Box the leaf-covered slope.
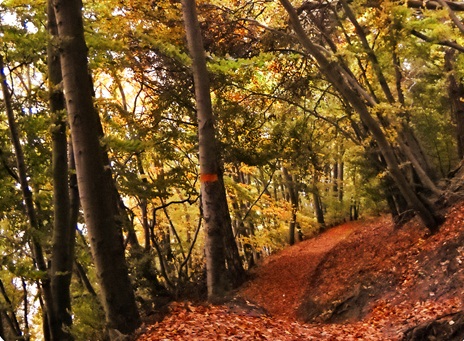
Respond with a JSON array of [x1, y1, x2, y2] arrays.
[[239, 220, 363, 319], [135, 202, 464, 340]]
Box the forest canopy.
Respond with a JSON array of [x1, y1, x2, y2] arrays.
[[0, 0, 463, 339]]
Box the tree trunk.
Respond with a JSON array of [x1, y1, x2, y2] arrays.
[[0, 280, 22, 339], [74, 260, 98, 297], [279, 0, 440, 232], [52, 0, 140, 334], [219, 173, 247, 287], [397, 138, 442, 196], [445, 49, 464, 160], [181, 0, 245, 299], [0, 55, 60, 340], [333, 162, 338, 194], [338, 161, 344, 202], [312, 184, 326, 226], [349, 198, 359, 221], [47, 1, 75, 339], [399, 124, 438, 181], [282, 167, 299, 245]]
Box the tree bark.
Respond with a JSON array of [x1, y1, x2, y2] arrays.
[[52, 0, 140, 334], [47, 1, 75, 339], [181, 0, 245, 299]]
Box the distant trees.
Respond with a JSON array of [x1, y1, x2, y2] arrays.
[[278, 0, 445, 231]]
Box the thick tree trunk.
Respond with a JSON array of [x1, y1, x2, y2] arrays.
[[280, 0, 440, 232], [52, 0, 140, 334], [182, 0, 245, 299], [47, 2, 75, 339]]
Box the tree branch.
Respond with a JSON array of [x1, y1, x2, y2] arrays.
[[152, 195, 200, 212], [340, 0, 395, 103], [435, 0, 464, 35], [178, 215, 202, 280], [411, 29, 464, 53], [0, 149, 19, 182], [407, 0, 464, 11]]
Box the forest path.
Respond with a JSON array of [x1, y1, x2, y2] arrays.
[[238, 220, 362, 319], [136, 203, 464, 340]]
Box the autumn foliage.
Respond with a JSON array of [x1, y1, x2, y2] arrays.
[[136, 201, 464, 340]]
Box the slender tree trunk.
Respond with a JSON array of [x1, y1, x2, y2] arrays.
[[332, 162, 338, 194], [135, 155, 151, 250], [0, 55, 59, 340], [47, 2, 75, 339], [22, 280, 30, 341], [74, 260, 97, 297], [68, 142, 80, 236], [399, 125, 438, 180], [0, 280, 22, 339], [338, 161, 344, 202], [397, 138, 442, 195], [312, 184, 326, 226], [140, 199, 151, 251], [349, 198, 359, 221], [282, 167, 299, 245], [445, 49, 464, 160], [52, 0, 140, 334], [181, 0, 245, 299], [219, 173, 246, 287]]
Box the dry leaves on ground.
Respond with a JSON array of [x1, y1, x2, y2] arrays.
[[136, 202, 464, 340]]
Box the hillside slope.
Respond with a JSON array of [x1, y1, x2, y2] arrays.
[[239, 219, 363, 318], [136, 202, 464, 340]]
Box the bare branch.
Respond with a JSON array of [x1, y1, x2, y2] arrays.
[[411, 29, 464, 53], [407, 0, 464, 11], [435, 0, 464, 35]]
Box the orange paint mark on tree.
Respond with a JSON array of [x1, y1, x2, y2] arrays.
[[200, 173, 218, 182]]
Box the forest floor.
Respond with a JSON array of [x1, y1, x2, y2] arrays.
[[135, 201, 464, 340]]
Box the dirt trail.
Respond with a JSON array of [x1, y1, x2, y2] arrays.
[[239, 220, 362, 319]]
